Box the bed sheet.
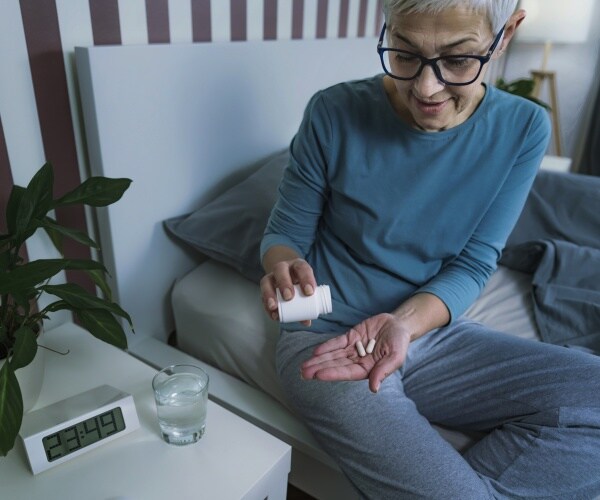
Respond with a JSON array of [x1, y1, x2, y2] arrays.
[[172, 259, 539, 414]]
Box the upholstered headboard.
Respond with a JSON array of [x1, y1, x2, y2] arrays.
[[75, 37, 380, 346]]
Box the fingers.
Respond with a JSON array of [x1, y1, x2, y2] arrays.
[[369, 352, 403, 393], [311, 333, 352, 356], [308, 363, 369, 382], [302, 345, 352, 370], [260, 258, 316, 322], [273, 258, 316, 299], [260, 274, 280, 321], [301, 355, 356, 380]]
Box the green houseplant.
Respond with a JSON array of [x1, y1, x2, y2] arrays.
[[495, 77, 551, 110], [0, 162, 133, 456]]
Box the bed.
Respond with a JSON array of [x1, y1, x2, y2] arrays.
[[75, 38, 600, 499]]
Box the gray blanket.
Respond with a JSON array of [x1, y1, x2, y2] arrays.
[[500, 170, 600, 354]]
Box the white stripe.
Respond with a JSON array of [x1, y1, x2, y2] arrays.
[[0, 3, 46, 188], [168, 0, 193, 43], [118, 0, 149, 45], [303, 0, 318, 39], [55, 0, 100, 265], [277, 0, 293, 40], [326, 0, 340, 38], [247, 0, 263, 41], [347, 0, 360, 37], [365, 0, 378, 37], [0, 0, 69, 324], [211, 0, 230, 42]]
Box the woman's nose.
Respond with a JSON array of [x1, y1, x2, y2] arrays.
[[413, 64, 445, 98]]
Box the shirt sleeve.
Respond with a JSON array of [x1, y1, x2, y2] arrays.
[[260, 91, 332, 261], [416, 106, 552, 321]]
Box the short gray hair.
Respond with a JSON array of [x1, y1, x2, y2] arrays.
[[382, 0, 518, 33]]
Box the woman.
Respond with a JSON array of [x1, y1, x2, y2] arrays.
[[260, 1, 600, 498]]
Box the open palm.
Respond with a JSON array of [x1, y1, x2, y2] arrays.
[[300, 313, 411, 393]]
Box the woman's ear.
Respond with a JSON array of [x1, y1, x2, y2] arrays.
[[493, 8, 527, 58]]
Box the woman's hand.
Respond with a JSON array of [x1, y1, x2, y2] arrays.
[[301, 313, 413, 393], [301, 293, 449, 392], [261, 246, 317, 325]]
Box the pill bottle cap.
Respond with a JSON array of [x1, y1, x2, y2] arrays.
[[317, 285, 332, 315]]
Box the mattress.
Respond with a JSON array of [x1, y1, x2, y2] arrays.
[[172, 259, 539, 413]]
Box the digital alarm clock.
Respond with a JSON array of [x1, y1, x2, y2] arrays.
[[19, 384, 140, 474]]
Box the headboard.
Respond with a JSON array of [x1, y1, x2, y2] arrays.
[[75, 37, 380, 347]]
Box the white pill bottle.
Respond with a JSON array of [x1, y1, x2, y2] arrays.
[[277, 284, 333, 323]]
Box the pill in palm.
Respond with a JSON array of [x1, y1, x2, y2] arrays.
[[366, 338, 376, 354], [356, 340, 367, 357]]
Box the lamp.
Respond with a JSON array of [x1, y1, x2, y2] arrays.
[[516, 0, 594, 156]]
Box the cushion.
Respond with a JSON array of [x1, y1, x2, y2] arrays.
[[504, 170, 600, 250], [164, 149, 287, 283], [166, 156, 600, 288]]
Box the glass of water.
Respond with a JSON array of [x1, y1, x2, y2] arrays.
[[152, 364, 209, 445]]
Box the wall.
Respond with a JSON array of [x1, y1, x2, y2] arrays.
[[1, 0, 597, 330], [0, 0, 383, 329], [503, 0, 600, 160]]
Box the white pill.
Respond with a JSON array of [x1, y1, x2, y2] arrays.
[[366, 338, 376, 354], [356, 340, 367, 357]]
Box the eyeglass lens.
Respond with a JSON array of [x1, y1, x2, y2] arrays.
[[381, 51, 482, 84]]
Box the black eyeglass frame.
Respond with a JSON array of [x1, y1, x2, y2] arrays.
[[376, 23, 505, 86]]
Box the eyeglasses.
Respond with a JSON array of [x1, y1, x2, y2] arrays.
[[377, 23, 505, 86]]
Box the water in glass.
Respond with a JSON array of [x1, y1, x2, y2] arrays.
[[154, 370, 208, 445]]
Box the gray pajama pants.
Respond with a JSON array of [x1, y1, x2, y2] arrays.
[[275, 318, 600, 499]]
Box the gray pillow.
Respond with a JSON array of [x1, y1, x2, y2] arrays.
[[505, 170, 600, 250], [164, 150, 287, 283]]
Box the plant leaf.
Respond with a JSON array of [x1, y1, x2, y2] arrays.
[[40, 283, 133, 329], [63, 259, 108, 273], [75, 309, 128, 349], [40, 218, 64, 255], [6, 186, 25, 235], [0, 248, 10, 273], [0, 361, 23, 456], [0, 323, 9, 359], [0, 259, 67, 294], [41, 217, 99, 251], [86, 269, 112, 301], [10, 326, 38, 371], [27, 163, 54, 218], [54, 177, 132, 208], [13, 163, 54, 245], [11, 289, 36, 316]]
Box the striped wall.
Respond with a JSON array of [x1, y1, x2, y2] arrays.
[[0, 0, 382, 320]]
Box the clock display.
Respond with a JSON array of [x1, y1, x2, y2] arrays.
[[42, 407, 126, 462]]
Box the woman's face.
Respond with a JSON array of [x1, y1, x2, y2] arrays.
[[385, 7, 503, 131]]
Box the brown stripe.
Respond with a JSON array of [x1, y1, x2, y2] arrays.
[[230, 0, 247, 41], [0, 116, 13, 235], [292, 0, 303, 39], [263, 0, 277, 40], [357, 0, 367, 37], [0, 116, 31, 271], [192, 0, 211, 42], [316, 0, 328, 38], [338, 0, 349, 38], [89, 0, 122, 45], [19, 0, 95, 294], [375, 0, 383, 35], [146, 0, 170, 44]]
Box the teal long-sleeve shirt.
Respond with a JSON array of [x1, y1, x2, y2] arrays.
[[261, 75, 551, 333]]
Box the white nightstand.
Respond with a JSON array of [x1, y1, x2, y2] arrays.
[[1, 323, 291, 500]]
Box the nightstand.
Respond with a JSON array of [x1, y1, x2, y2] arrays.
[[1, 322, 291, 500]]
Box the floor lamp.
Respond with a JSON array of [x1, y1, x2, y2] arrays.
[[516, 0, 594, 157]]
